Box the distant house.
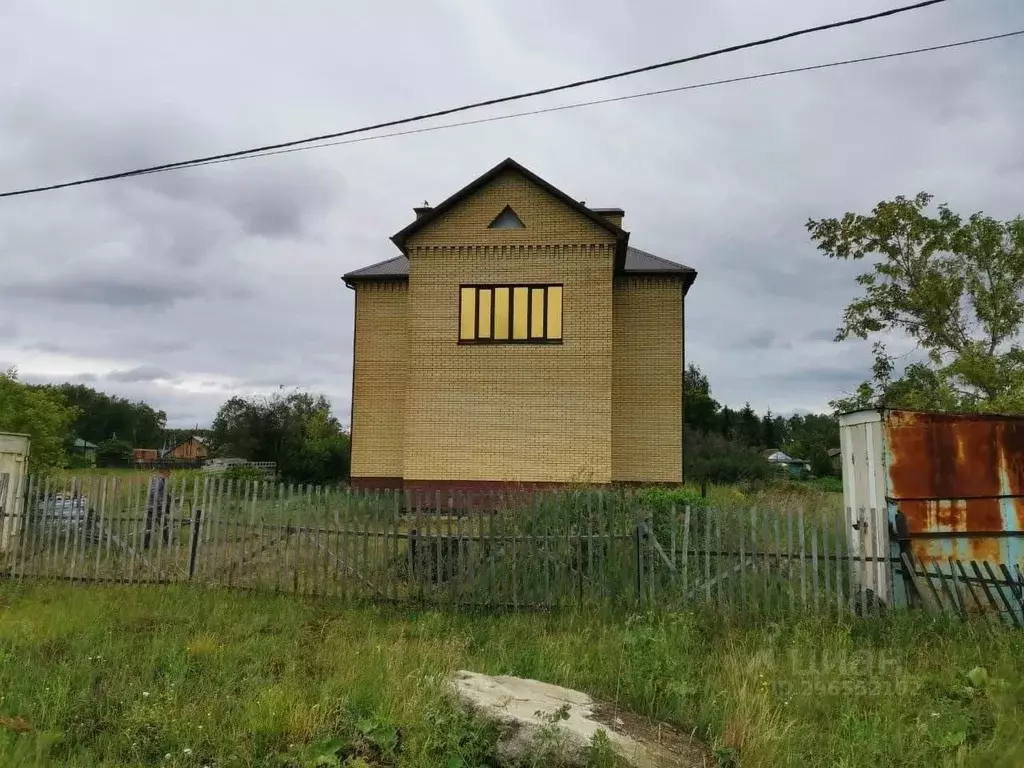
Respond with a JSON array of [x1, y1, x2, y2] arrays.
[[70, 438, 98, 455], [827, 447, 842, 474], [133, 448, 159, 465], [162, 436, 210, 461], [761, 449, 811, 478]]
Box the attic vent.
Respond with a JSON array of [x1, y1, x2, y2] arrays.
[[488, 206, 525, 230]]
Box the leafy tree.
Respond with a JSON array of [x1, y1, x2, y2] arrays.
[[808, 193, 1024, 413], [0, 368, 77, 473], [31, 383, 167, 447], [95, 438, 133, 468], [210, 390, 349, 484], [683, 364, 720, 433]]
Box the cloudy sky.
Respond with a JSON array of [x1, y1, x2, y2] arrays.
[[1, 0, 1022, 426]]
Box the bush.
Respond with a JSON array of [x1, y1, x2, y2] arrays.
[[65, 452, 94, 469], [637, 486, 710, 542], [95, 438, 133, 468], [803, 475, 844, 494], [684, 430, 771, 485], [223, 464, 269, 484]]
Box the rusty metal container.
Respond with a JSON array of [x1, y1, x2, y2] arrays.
[[839, 408, 1024, 618]]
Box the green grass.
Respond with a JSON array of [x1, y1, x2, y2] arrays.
[[0, 585, 1021, 767]]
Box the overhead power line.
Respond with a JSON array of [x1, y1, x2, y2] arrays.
[[1, 0, 949, 199], [169, 30, 1024, 173]]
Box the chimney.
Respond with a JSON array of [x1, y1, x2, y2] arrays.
[[592, 207, 624, 228], [413, 201, 433, 219]]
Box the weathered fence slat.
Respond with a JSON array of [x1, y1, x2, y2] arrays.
[[786, 509, 795, 613], [969, 560, 1002, 615], [983, 561, 1020, 626], [951, 559, 984, 617]]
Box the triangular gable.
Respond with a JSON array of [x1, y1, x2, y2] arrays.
[[389, 158, 628, 260]]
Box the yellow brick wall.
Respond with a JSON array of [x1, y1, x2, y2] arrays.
[[402, 170, 616, 483], [350, 281, 408, 478], [612, 277, 683, 483]]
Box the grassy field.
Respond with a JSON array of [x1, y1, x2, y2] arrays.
[[0, 585, 1021, 767]]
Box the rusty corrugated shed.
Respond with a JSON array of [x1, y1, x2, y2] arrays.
[[884, 410, 1024, 568]]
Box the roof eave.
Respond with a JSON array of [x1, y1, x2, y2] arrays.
[[617, 269, 698, 295], [342, 274, 409, 290]]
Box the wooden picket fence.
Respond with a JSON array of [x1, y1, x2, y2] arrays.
[[0, 474, 1020, 623]]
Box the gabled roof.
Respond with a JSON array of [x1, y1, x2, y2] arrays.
[[341, 158, 697, 293], [161, 435, 207, 458], [389, 158, 628, 254]]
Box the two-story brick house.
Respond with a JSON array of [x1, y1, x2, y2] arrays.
[[343, 158, 696, 492]]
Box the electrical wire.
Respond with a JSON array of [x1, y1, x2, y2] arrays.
[[163, 29, 1024, 174], [0, 0, 950, 198]]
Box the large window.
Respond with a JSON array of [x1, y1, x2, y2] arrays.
[[459, 284, 562, 343]]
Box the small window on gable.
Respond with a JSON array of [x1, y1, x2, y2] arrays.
[[488, 206, 525, 230]]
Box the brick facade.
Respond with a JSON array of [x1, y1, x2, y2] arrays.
[[612, 277, 683, 483], [346, 161, 691, 491], [350, 281, 408, 479]]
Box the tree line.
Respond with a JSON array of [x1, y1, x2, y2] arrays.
[[0, 370, 349, 483], [683, 364, 839, 483]]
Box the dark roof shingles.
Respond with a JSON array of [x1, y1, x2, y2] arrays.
[[623, 247, 694, 274], [343, 248, 692, 282]]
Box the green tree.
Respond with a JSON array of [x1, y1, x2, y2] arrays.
[[808, 193, 1024, 413], [761, 409, 780, 449], [210, 390, 349, 484], [32, 383, 167, 447], [683, 364, 720, 433], [0, 368, 78, 473], [718, 406, 735, 440], [95, 438, 133, 468], [736, 403, 762, 447], [684, 431, 770, 484]]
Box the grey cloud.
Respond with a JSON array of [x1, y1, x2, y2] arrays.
[[22, 341, 64, 354], [804, 328, 839, 343], [106, 365, 175, 383], [1, 275, 200, 309], [0, 320, 16, 340], [744, 329, 792, 351], [20, 372, 98, 385]]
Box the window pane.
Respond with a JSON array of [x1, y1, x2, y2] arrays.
[[460, 287, 476, 340], [530, 287, 545, 338], [546, 286, 562, 339], [493, 287, 510, 340], [512, 287, 529, 339], [478, 288, 492, 338]]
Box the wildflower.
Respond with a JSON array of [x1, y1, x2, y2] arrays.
[[931, 712, 940, 718], [164, 754, 171, 760], [183, 748, 193, 755], [143, 692, 150, 697]]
